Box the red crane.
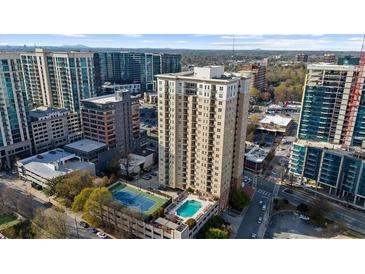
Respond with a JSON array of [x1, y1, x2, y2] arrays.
[[342, 35, 365, 147]]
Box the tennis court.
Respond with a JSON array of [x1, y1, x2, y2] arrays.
[[110, 183, 168, 216]]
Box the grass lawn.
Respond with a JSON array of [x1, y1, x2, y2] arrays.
[[109, 183, 169, 216], [0, 213, 20, 231]]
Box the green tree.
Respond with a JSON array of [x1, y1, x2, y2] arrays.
[[205, 228, 229, 239], [185, 218, 197, 229], [229, 190, 251, 211], [249, 87, 260, 98], [83, 188, 112, 227], [72, 187, 94, 212]]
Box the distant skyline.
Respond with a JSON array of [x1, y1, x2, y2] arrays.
[[0, 34, 363, 51]]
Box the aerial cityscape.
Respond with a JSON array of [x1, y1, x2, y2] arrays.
[[1, 34, 365, 240]]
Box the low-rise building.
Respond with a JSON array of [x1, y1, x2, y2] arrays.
[[258, 115, 293, 134], [64, 138, 117, 173], [30, 107, 83, 154], [120, 149, 154, 175], [244, 145, 271, 173], [17, 148, 95, 188]]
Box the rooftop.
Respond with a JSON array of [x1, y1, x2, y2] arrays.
[[245, 146, 271, 163], [156, 66, 243, 82], [17, 149, 94, 180], [82, 90, 129, 105], [259, 115, 292, 127], [64, 138, 107, 153], [30, 106, 68, 119], [308, 63, 357, 71]]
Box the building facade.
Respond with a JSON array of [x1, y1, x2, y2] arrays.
[[81, 90, 133, 155], [94, 52, 181, 92], [289, 62, 365, 207], [21, 49, 96, 113], [156, 66, 250, 209], [29, 106, 82, 154], [295, 53, 308, 62], [239, 60, 267, 92], [0, 53, 32, 169]]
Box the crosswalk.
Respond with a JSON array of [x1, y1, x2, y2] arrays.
[[257, 189, 272, 197]]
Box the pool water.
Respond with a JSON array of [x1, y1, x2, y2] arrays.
[[176, 200, 202, 218]]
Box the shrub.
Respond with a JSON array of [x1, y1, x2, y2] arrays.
[[185, 218, 197, 229], [205, 228, 229, 239], [151, 208, 164, 219], [187, 187, 194, 193]]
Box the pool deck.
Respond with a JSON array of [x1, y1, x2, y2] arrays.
[[109, 182, 169, 216], [170, 194, 214, 221]]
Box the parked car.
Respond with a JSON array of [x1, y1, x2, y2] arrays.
[[142, 175, 151, 180], [79, 221, 89, 228], [299, 214, 310, 221], [262, 204, 266, 211], [151, 172, 157, 176], [259, 200, 263, 206], [251, 233, 257, 239], [97, 232, 107, 239], [258, 217, 263, 224]]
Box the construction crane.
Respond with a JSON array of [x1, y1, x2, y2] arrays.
[[342, 34, 365, 147]]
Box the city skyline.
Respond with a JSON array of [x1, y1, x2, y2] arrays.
[[0, 34, 364, 51]]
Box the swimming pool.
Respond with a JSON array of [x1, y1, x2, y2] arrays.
[[176, 200, 202, 218]]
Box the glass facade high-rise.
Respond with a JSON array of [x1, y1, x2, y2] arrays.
[[0, 53, 32, 169], [94, 52, 181, 92], [289, 62, 365, 207]]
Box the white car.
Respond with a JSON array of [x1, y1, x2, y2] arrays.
[[96, 232, 107, 239], [251, 233, 257, 239], [257, 217, 263, 224], [299, 214, 310, 221]]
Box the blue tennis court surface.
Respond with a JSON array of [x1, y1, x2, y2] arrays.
[[112, 188, 156, 212]]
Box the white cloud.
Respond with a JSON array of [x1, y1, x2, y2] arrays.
[[220, 35, 263, 39], [176, 40, 188, 43], [59, 34, 86, 38], [141, 40, 153, 43], [123, 34, 143, 38]]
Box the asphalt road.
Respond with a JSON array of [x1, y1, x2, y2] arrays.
[[235, 173, 273, 239], [279, 187, 365, 235]]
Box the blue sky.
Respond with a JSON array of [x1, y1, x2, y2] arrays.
[[0, 34, 363, 51]]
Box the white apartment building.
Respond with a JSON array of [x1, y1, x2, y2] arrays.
[[20, 49, 95, 113], [156, 66, 250, 209]]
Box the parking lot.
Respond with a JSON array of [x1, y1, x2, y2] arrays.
[[265, 212, 353, 239]]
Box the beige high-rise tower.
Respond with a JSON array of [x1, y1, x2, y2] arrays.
[[156, 66, 250, 209]]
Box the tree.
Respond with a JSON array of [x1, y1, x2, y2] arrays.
[[229, 190, 251, 211], [250, 114, 261, 124], [72, 187, 94, 212], [151, 207, 164, 219], [32, 208, 70, 239], [185, 218, 197, 229], [249, 87, 260, 98], [105, 158, 121, 176], [205, 228, 229, 239], [297, 203, 309, 212], [83, 188, 112, 227]]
